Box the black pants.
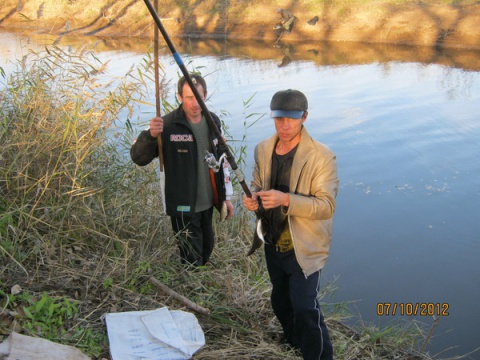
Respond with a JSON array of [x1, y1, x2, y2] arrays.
[[265, 245, 333, 360], [170, 207, 214, 266]]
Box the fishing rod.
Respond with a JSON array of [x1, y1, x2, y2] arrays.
[[153, 0, 163, 170], [143, 0, 245, 189], [143, 0, 265, 254], [153, 0, 166, 214]]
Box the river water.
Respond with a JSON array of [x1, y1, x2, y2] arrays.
[[1, 30, 479, 358]]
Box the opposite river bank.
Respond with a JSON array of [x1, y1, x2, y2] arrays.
[[1, 0, 480, 51]]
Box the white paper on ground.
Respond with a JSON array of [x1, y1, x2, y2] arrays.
[[105, 307, 205, 360]]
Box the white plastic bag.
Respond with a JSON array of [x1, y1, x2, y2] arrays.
[[0, 332, 90, 360]]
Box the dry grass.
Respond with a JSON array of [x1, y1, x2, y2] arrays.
[[0, 45, 439, 359], [1, 0, 478, 37]]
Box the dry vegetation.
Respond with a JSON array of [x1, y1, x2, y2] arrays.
[[0, 43, 440, 359], [0, 0, 480, 49]]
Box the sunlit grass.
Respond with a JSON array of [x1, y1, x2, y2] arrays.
[[2, 0, 476, 30]]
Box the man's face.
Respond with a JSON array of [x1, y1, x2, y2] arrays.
[[179, 84, 206, 120], [274, 114, 306, 142]]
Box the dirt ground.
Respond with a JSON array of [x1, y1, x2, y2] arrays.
[[1, 0, 480, 50]]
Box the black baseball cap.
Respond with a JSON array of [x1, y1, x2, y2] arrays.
[[270, 89, 308, 119]]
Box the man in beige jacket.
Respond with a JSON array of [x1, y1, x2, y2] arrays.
[[243, 89, 338, 360]]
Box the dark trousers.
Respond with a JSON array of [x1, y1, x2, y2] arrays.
[[170, 207, 214, 266], [265, 245, 333, 360]]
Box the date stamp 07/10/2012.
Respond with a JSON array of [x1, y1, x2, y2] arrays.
[[376, 302, 449, 316]]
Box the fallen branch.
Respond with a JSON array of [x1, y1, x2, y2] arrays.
[[149, 277, 211, 316]]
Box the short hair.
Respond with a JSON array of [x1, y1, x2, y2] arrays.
[[177, 74, 207, 97]]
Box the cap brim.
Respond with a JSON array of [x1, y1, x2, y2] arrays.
[[271, 110, 304, 119]]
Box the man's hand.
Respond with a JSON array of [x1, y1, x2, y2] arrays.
[[257, 190, 289, 209], [242, 192, 260, 212], [225, 200, 234, 220], [149, 116, 164, 138]]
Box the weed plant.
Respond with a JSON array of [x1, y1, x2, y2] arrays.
[[0, 45, 434, 359]]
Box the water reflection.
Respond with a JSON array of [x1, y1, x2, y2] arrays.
[[2, 29, 480, 71], [175, 37, 480, 71]]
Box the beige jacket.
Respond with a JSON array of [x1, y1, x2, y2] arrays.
[[252, 126, 339, 276]]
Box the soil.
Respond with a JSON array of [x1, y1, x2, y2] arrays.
[[1, 0, 480, 51]]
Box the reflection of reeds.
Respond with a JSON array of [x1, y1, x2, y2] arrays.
[[0, 46, 436, 359]]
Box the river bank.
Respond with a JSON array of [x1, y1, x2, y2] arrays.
[[1, 0, 480, 51], [0, 44, 442, 358]]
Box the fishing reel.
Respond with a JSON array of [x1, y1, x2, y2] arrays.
[[204, 151, 227, 173]]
